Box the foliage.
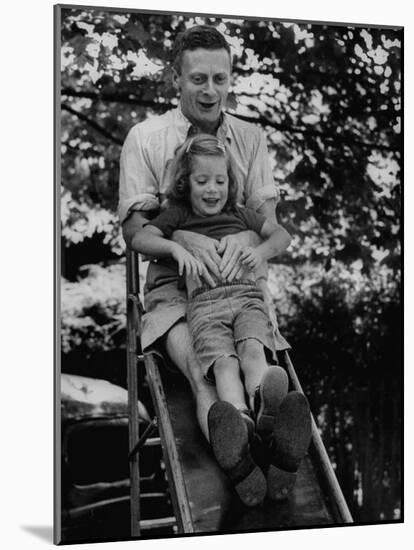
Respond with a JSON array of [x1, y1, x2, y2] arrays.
[[268, 260, 401, 522], [60, 7, 401, 273], [270, 260, 400, 375], [61, 263, 128, 354], [62, 187, 124, 254]]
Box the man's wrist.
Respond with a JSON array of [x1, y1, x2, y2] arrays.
[[254, 243, 268, 263], [169, 241, 180, 255], [171, 229, 182, 242], [172, 229, 191, 248]]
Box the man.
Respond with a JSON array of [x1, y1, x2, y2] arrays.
[[119, 25, 309, 506]]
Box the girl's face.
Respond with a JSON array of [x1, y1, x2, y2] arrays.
[[189, 155, 229, 217]]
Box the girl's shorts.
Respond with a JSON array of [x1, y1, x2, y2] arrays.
[[187, 283, 277, 381]]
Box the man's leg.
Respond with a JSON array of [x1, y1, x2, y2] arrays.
[[165, 321, 218, 441]]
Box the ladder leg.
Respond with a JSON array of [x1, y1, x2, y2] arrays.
[[126, 251, 141, 536]]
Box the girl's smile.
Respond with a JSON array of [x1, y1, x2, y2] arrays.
[[189, 155, 229, 217]]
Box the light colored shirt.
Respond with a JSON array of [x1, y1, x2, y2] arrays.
[[118, 106, 279, 224]]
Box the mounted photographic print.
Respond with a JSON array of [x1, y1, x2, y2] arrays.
[[55, 3, 403, 545]]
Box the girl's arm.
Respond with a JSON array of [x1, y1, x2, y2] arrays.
[[131, 225, 203, 278], [240, 219, 291, 270]]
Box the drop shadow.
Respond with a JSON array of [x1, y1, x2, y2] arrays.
[[21, 525, 54, 543]]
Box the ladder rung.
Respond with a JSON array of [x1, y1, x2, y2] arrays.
[[140, 492, 169, 499], [144, 437, 160, 447], [139, 517, 177, 530]]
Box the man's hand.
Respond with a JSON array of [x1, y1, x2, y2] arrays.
[[172, 230, 221, 287], [216, 234, 243, 282], [217, 232, 261, 282], [170, 243, 203, 281], [240, 246, 265, 271]]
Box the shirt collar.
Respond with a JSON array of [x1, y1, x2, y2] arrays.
[[175, 104, 231, 143]]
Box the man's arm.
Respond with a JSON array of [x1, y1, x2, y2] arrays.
[[122, 211, 152, 250], [118, 124, 160, 226], [240, 220, 291, 270], [257, 197, 277, 223], [258, 218, 291, 260], [217, 197, 278, 280]]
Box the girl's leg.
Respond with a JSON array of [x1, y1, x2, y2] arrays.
[[213, 355, 247, 411], [237, 338, 289, 443], [236, 338, 269, 409]]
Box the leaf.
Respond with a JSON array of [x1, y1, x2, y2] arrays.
[[76, 53, 95, 69], [71, 35, 95, 57], [124, 21, 150, 44], [144, 39, 166, 61]]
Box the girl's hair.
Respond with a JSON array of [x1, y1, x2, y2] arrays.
[[166, 133, 238, 211]]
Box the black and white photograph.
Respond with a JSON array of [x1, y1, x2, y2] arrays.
[[54, 2, 402, 546]]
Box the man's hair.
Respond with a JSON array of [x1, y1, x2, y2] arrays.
[[171, 25, 231, 74], [166, 133, 238, 211]]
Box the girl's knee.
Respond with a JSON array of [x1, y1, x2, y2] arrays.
[[237, 338, 265, 362], [213, 355, 239, 376]]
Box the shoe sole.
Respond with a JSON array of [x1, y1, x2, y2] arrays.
[[208, 401, 266, 507], [267, 391, 312, 500], [256, 366, 289, 441]]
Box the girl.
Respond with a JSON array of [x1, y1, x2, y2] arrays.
[[132, 134, 310, 506]]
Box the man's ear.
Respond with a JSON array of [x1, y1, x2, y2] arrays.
[[172, 68, 181, 91]]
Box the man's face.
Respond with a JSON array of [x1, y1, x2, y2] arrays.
[[174, 48, 231, 133]]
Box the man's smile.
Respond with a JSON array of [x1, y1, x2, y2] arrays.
[[198, 100, 218, 110]]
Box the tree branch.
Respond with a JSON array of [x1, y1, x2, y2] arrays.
[[61, 103, 124, 145], [61, 92, 400, 154], [233, 112, 400, 154], [62, 87, 171, 111]]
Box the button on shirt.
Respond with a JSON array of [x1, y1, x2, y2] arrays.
[[118, 106, 280, 224]]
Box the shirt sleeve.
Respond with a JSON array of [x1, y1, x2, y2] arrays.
[[244, 129, 280, 212], [144, 205, 187, 238], [118, 125, 160, 224]]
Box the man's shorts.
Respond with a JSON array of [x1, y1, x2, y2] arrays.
[[141, 281, 187, 352], [187, 283, 278, 380]]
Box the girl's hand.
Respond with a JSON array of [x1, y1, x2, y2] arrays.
[[240, 247, 264, 271], [171, 243, 204, 280], [172, 230, 220, 287]]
